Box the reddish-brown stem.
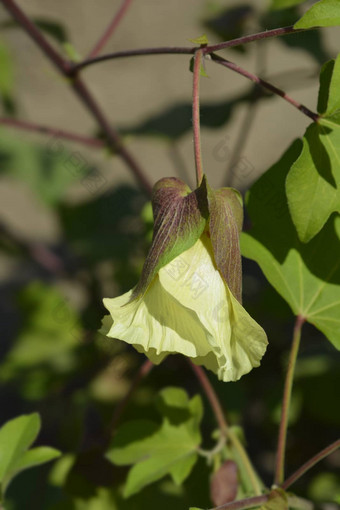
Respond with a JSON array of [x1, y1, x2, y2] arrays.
[[274, 315, 305, 485], [204, 26, 302, 53], [189, 362, 228, 434], [210, 54, 319, 122], [0, 0, 70, 74], [0, 117, 105, 148], [87, 0, 134, 58], [209, 494, 268, 510], [110, 359, 153, 433], [72, 26, 306, 73], [281, 438, 340, 491], [192, 49, 204, 186], [1, 0, 152, 195]]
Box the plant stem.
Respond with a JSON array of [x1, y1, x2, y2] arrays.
[[189, 362, 262, 496], [0, 0, 70, 73], [87, 0, 134, 58], [0, 117, 105, 148], [274, 315, 305, 485], [210, 54, 319, 122], [228, 428, 262, 496], [190, 362, 228, 435], [72, 26, 306, 73], [192, 49, 204, 186], [281, 438, 340, 490], [0, 0, 152, 195], [209, 494, 269, 510]]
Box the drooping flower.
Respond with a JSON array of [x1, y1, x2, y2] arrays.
[[102, 176, 267, 382]]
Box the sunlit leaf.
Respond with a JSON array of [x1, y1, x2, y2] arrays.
[[0, 414, 60, 497], [294, 0, 340, 28], [106, 387, 202, 497], [286, 55, 340, 242], [242, 141, 340, 350]]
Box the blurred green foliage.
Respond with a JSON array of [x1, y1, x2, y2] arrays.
[[0, 1, 340, 509]]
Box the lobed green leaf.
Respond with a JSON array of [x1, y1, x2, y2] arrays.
[[294, 0, 340, 28], [242, 141, 340, 350], [106, 387, 203, 497]]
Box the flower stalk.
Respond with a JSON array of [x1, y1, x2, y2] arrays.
[[275, 315, 305, 485], [192, 49, 204, 186]]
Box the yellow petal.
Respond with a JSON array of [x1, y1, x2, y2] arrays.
[[103, 277, 212, 365], [159, 233, 268, 381], [103, 232, 267, 382]]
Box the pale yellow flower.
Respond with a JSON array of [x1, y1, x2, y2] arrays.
[[103, 230, 267, 382]]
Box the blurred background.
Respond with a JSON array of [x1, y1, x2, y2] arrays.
[[0, 0, 339, 508]]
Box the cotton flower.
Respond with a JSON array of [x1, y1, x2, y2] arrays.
[[102, 176, 267, 382]]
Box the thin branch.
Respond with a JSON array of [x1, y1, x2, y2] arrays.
[[0, 117, 105, 148], [192, 49, 204, 186], [281, 438, 340, 491], [0, 0, 152, 195], [72, 25, 307, 73], [208, 494, 268, 510], [0, 0, 70, 74], [204, 26, 303, 53], [189, 362, 228, 435], [87, 0, 134, 58], [189, 362, 262, 496], [210, 54, 319, 122], [73, 46, 195, 72], [274, 315, 305, 485]]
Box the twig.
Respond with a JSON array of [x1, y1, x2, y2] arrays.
[[210, 54, 319, 122], [87, 0, 134, 58], [192, 49, 204, 186], [208, 494, 268, 510], [189, 362, 228, 435], [274, 315, 305, 485], [281, 438, 340, 490], [189, 362, 262, 496], [0, 117, 105, 148], [204, 26, 303, 53], [72, 26, 306, 73], [0, 0, 152, 195]]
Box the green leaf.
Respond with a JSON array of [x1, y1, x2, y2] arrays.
[[286, 55, 340, 242], [286, 118, 340, 242], [188, 34, 209, 45], [241, 140, 340, 350], [294, 0, 340, 28], [131, 177, 209, 300], [3, 447, 60, 492], [0, 413, 60, 498], [271, 0, 307, 10], [0, 414, 40, 483], [318, 54, 340, 116], [106, 387, 203, 497], [189, 57, 209, 77]]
